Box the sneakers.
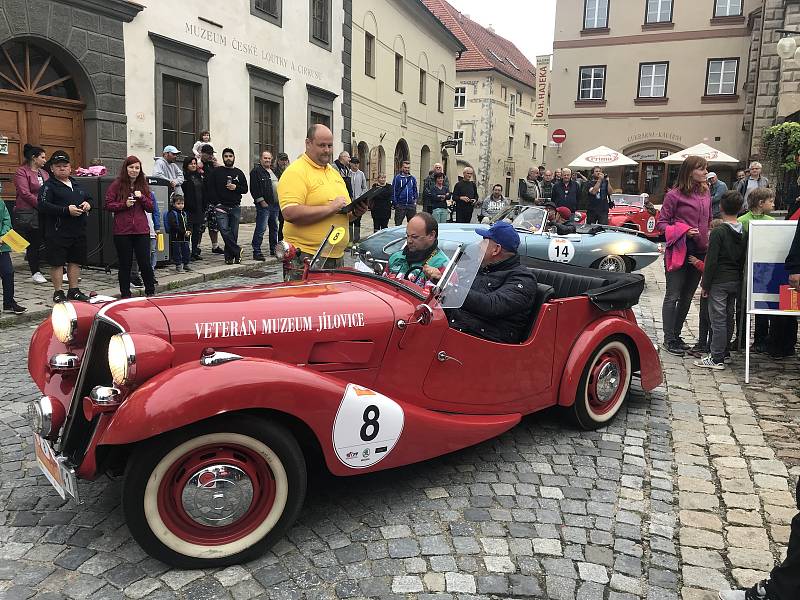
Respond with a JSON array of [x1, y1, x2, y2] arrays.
[[175, 264, 185, 273], [3, 301, 27, 315], [130, 275, 144, 289], [212, 247, 224, 254], [31, 272, 47, 284], [184, 264, 192, 272], [694, 354, 725, 370], [225, 258, 234, 265], [718, 579, 770, 600], [664, 342, 685, 356], [235, 248, 243, 264], [191, 253, 203, 261], [53, 290, 67, 304], [66, 288, 90, 302], [253, 254, 266, 262]]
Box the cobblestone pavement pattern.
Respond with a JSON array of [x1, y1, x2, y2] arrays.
[[0, 259, 798, 599]]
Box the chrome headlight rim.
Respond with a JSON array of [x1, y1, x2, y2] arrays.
[[28, 396, 53, 436], [108, 333, 136, 387], [51, 302, 78, 344]]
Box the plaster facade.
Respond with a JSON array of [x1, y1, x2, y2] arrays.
[[453, 70, 549, 198], [350, 0, 462, 186], [550, 0, 757, 201], [124, 0, 345, 204]]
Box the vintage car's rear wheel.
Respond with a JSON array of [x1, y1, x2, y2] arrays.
[[571, 337, 632, 430], [594, 254, 629, 273], [122, 416, 306, 568]]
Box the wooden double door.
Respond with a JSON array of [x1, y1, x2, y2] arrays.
[[0, 98, 84, 201]]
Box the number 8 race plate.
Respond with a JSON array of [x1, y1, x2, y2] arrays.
[[332, 384, 405, 468]]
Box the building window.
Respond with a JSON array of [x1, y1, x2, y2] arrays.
[[310, 0, 331, 49], [714, 0, 742, 17], [307, 84, 336, 130], [507, 125, 514, 159], [584, 0, 609, 29], [645, 0, 672, 23], [454, 86, 466, 109], [394, 53, 403, 93], [453, 130, 464, 155], [509, 93, 516, 117], [253, 97, 279, 158], [252, 0, 281, 26], [419, 69, 427, 104], [532, 142, 537, 159], [578, 65, 606, 100], [162, 76, 199, 153], [638, 62, 668, 97], [524, 134, 531, 149], [365, 33, 375, 78], [517, 90, 523, 104], [438, 80, 444, 112], [706, 58, 738, 95], [310, 111, 330, 127], [500, 85, 507, 100]]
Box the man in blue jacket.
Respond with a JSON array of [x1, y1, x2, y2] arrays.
[[552, 168, 582, 213], [586, 167, 611, 225], [392, 160, 419, 226]]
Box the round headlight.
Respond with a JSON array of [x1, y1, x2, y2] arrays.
[[51, 302, 78, 344], [108, 333, 135, 386]]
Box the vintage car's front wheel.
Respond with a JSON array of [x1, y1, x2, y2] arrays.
[[594, 254, 629, 273], [122, 416, 306, 569], [571, 337, 632, 430]]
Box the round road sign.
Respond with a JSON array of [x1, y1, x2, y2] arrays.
[[552, 129, 567, 144]]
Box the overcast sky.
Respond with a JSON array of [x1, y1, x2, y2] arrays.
[[446, 0, 557, 62]]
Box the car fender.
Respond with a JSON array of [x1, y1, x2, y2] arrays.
[[97, 358, 521, 476], [557, 316, 663, 407]]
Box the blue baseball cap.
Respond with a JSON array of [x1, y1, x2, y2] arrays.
[[474, 221, 520, 252], [162, 145, 180, 154]]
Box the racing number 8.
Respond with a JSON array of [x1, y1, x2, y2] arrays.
[[360, 405, 380, 441]]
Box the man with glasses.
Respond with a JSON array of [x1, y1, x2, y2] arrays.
[[387, 212, 448, 289]]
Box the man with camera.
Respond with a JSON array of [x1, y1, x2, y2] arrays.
[[587, 166, 612, 225]]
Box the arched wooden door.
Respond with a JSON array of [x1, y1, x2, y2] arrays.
[[0, 40, 85, 200], [393, 139, 409, 175]]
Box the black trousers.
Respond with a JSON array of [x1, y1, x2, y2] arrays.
[[372, 214, 390, 230], [16, 222, 41, 274], [456, 206, 474, 223], [768, 315, 798, 355], [190, 222, 203, 256], [768, 480, 800, 600], [114, 234, 156, 297], [661, 258, 703, 345], [587, 209, 609, 225]]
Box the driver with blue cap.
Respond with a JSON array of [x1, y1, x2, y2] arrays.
[[446, 221, 538, 344]]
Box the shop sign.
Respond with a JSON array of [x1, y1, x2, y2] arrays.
[[533, 56, 550, 124], [629, 149, 659, 161]]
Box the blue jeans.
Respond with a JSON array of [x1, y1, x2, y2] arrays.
[[432, 208, 449, 224], [171, 239, 190, 266], [215, 206, 241, 261], [252, 203, 281, 256]]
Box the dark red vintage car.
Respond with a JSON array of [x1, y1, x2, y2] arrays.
[[26, 238, 662, 568], [609, 194, 662, 239]]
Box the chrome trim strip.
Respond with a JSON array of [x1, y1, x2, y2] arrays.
[[201, 351, 244, 367]]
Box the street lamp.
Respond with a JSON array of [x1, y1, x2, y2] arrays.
[[777, 30, 800, 62]]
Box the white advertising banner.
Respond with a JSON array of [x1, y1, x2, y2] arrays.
[[534, 56, 550, 125]]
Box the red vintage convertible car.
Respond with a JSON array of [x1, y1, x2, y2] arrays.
[[26, 234, 662, 568], [609, 194, 662, 239]]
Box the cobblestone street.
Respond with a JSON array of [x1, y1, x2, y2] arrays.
[[0, 262, 798, 599]]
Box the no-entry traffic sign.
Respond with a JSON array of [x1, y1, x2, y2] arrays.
[[552, 129, 567, 144]]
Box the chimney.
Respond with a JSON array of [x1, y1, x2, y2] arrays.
[[488, 24, 495, 32]]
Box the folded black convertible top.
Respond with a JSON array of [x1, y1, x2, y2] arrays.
[[520, 256, 645, 311]]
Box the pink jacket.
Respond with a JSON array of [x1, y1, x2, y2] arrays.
[[664, 222, 693, 272], [105, 180, 154, 235], [657, 187, 711, 253], [13, 165, 49, 212]]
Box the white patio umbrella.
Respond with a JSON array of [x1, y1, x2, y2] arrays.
[[660, 143, 738, 164], [568, 146, 638, 168]]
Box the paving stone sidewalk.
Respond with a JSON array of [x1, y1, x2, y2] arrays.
[[0, 261, 797, 599]]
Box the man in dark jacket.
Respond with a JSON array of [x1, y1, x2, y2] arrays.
[[553, 168, 582, 212], [446, 221, 538, 344], [249, 150, 279, 260], [587, 167, 611, 225], [210, 148, 248, 264], [334, 151, 353, 200], [199, 144, 222, 254], [37, 150, 92, 303]]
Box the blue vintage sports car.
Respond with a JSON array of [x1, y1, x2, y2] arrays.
[[355, 205, 662, 273]]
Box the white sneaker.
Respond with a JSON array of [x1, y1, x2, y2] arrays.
[[718, 579, 769, 599], [31, 272, 47, 284], [693, 354, 725, 370]]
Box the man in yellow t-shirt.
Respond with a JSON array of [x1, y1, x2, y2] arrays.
[[278, 125, 368, 281]]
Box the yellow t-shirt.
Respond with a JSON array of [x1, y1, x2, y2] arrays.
[[278, 154, 350, 258]]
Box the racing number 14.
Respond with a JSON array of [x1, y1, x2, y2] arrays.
[[554, 245, 569, 258]]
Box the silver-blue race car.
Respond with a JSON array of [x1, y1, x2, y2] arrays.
[[355, 205, 662, 273]]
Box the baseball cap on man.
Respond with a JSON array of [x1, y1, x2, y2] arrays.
[[556, 206, 572, 220], [163, 145, 179, 154], [277, 152, 289, 161], [475, 221, 520, 252], [50, 150, 70, 164], [200, 144, 214, 154], [706, 172, 717, 180]]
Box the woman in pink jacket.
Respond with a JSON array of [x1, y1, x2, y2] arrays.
[[13, 144, 49, 284], [656, 155, 712, 356], [105, 156, 157, 298]]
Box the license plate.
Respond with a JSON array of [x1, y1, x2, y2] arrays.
[[33, 434, 78, 500]]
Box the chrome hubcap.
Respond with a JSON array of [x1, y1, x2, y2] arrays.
[[181, 464, 253, 527], [595, 362, 620, 404], [599, 256, 624, 272]]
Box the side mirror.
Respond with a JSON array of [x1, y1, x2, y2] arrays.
[[397, 303, 433, 329]]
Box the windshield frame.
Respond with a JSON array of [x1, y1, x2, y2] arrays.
[[611, 194, 646, 208], [510, 206, 548, 236]]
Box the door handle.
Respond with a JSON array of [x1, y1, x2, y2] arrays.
[[437, 351, 463, 366]]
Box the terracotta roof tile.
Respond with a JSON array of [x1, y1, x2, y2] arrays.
[[421, 0, 538, 89]]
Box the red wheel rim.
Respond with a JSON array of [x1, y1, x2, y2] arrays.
[[587, 349, 628, 416], [156, 443, 277, 546]]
